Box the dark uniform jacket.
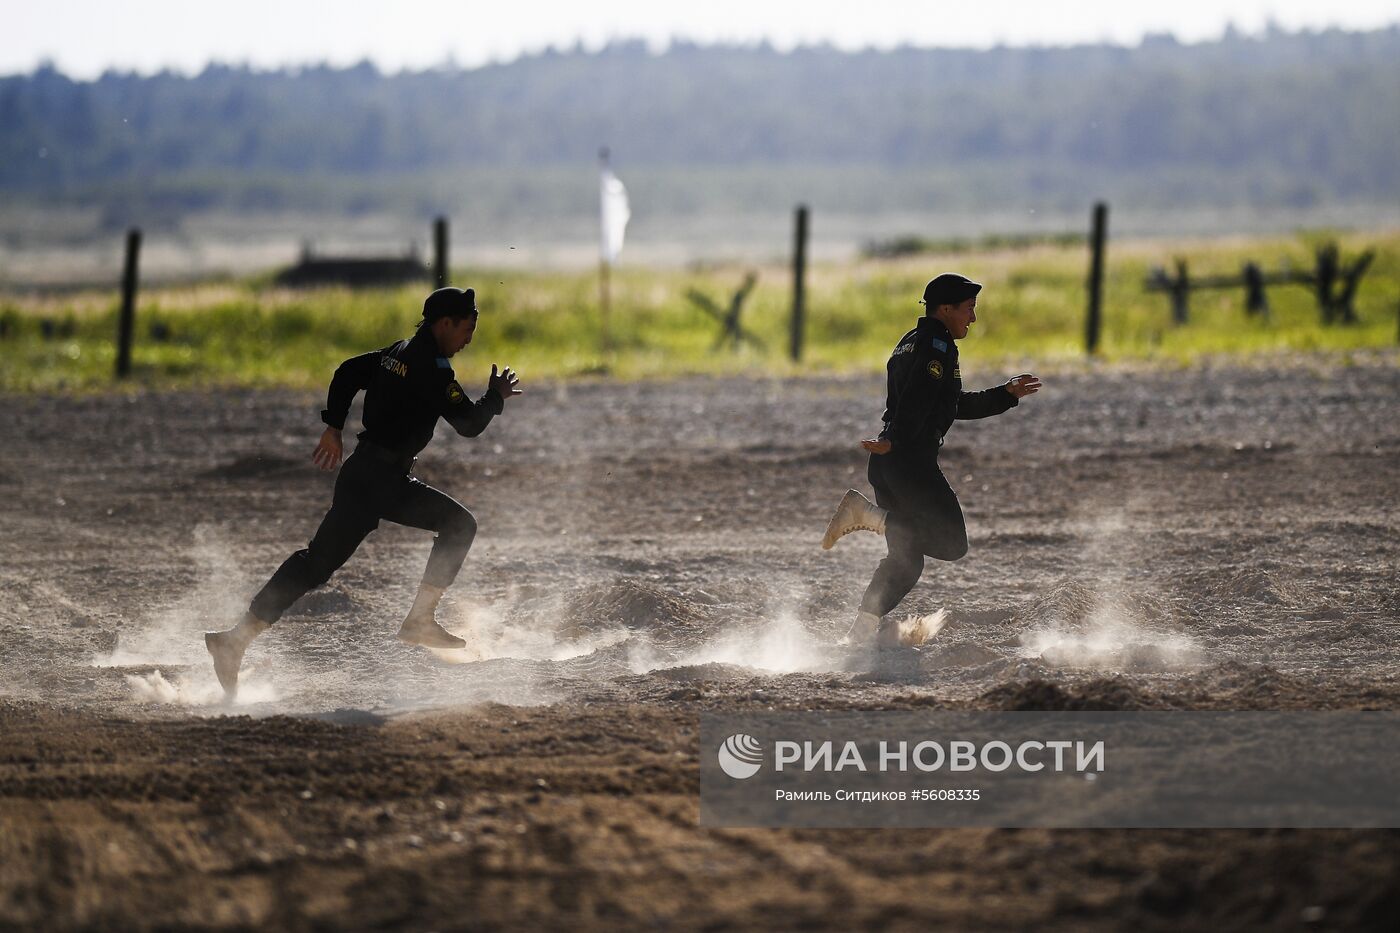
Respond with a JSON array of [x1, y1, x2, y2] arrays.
[[877, 315, 1016, 455], [320, 326, 504, 456]]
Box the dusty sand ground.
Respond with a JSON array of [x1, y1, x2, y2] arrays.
[[2, 360, 1398, 930]]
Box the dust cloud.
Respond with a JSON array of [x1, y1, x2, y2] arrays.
[[86, 510, 1198, 714], [662, 611, 835, 673], [124, 669, 280, 706], [1018, 611, 1202, 670], [80, 524, 277, 708], [1015, 509, 1202, 671], [439, 594, 631, 665], [99, 524, 253, 669]]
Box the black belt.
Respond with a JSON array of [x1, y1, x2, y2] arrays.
[[356, 439, 417, 473]]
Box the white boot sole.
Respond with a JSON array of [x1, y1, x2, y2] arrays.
[[822, 489, 881, 550]]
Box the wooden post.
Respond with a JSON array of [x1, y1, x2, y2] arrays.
[[1335, 250, 1374, 325], [1085, 201, 1107, 355], [433, 216, 449, 288], [790, 204, 808, 362], [1315, 242, 1338, 324], [1242, 261, 1269, 319], [116, 228, 141, 379], [1170, 259, 1190, 325]]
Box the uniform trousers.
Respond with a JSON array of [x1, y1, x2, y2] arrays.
[[250, 447, 476, 623], [859, 447, 968, 618]]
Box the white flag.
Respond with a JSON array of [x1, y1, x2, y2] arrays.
[[600, 163, 630, 265]]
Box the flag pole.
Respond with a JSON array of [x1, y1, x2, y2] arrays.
[[598, 147, 612, 355], [600, 253, 611, 354]]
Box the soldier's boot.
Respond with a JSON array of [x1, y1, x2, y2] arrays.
[[842, 610, 883, 645], [821, 489, 888, 550], [396, 584, 467, 650], [205, 612, 270, 700]]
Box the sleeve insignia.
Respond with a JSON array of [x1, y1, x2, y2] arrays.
[[446, 381, 466, 404], [927, 360, 944, 379]]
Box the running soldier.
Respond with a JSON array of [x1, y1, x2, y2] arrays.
[[205, 286, 522, 697], [820, 273, 1041, 647]]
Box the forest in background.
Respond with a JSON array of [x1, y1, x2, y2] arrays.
[[3, 24, 1397, 233]]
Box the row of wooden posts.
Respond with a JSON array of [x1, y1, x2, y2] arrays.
[[108, 203, 1100, 379], [103, 201, 1371, 380], [678, 202, 1384, 360], [111, 210, 794, 379], [1144, 244, 1374, 325], [687, 203, 1113, 360]]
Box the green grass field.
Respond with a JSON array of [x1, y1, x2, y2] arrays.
[[2, 230, 1396, 392]]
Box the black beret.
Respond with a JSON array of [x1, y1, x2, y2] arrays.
[[423, 287, 478, 321], [922, 273, 982, 307]]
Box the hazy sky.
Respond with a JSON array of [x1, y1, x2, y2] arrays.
[[7, 0, 1398, 78]]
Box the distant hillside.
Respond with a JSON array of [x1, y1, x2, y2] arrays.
[[2, 26, 1397, 229]]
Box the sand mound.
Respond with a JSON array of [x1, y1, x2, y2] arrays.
[[1204, 567, 1312, 609], [556, 580, 708, 637], [980, 677, 1179, 711], [978, 665, 1400, 712], [650, 662, 755, 683], [924, 643, 1004, 668], [1180, 661, 1328, 708]]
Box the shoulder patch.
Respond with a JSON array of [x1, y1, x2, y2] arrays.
[[927, 360, 944, 379], [930, 338, 948, 353], [436, 357, 452, 369], [446, 381, 465, 405]]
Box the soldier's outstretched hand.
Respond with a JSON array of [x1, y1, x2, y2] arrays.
[[860, 437, 892, 455], [489, 364, 523, 400], [312, 426, 343, 471], [1006, 374, 1042, 399]]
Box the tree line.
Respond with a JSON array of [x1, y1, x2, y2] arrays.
[[2, 25, 1396, 219]]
